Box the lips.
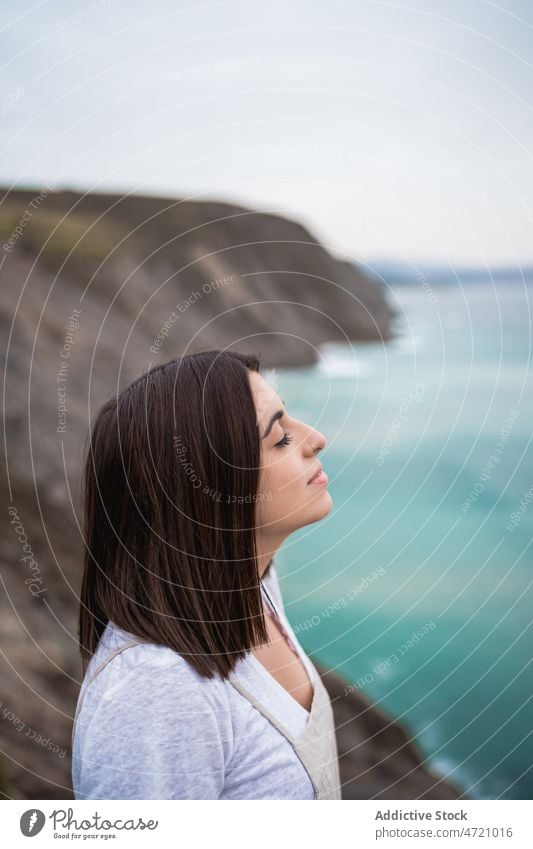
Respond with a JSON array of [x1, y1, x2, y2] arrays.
[[307, 464, 322, 484], [308, 468, 328, 486]]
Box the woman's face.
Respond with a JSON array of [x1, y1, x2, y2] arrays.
[[249, 370, 332, 545]]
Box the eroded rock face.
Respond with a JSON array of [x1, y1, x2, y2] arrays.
[[0, 188, 463, 801]]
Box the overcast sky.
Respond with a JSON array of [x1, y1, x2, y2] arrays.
[[1, 0, 532, 267]]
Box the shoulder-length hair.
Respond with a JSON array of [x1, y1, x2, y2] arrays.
[[78, 349, 272, 680]]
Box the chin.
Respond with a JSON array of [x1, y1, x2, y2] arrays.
[[317, 490, 333, 518], [296, 490, 333, 529], [264, 491, 333, 536]]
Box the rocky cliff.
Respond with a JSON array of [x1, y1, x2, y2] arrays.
[[0, 187, 462, 799]]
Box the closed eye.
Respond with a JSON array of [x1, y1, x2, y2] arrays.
[[275, 432, 293, 448]]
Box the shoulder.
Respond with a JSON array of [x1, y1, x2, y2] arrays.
[[74, 627, 238, 800], [75, 623, 238, 789], [84, 621, 233, 731]]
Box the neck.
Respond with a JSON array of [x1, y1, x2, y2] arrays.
[[256, 538, 283, 578], [258, 554, 273, 579]]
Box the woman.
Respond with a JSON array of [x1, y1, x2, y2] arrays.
[[71, 349, 342, 800]]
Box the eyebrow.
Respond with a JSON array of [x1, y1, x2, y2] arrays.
[[261, 400, 286, 440]]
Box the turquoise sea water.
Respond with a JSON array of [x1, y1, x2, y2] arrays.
[[274, 280, 533, 800]]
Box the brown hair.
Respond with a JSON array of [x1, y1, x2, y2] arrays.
[[78, 349, 271, 680]]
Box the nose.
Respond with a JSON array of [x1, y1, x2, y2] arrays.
[[304, 427, 326, 456]]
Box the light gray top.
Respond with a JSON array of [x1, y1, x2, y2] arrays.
[[71, 565, 320, 799]]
